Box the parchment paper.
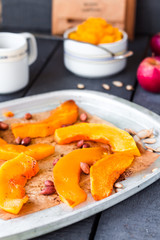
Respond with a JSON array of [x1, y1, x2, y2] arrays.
[[0, 108, 159, 220]]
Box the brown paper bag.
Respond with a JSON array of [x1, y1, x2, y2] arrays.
[[52, 0, 136, 40]]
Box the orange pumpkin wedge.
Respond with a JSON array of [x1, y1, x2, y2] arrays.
[[0, 153, 39, 214], [0, 138, 54, 161], [55, 123, 140, 156], [11, 100, 79, 138], [53, 147, 107, 208], [25, 144, 55, 160], [0, 138, 7, 145], [90, 153, 134, 200]]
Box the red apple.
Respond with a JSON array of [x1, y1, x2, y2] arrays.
[[137, 57, 160, 93], [150, 33, 160, 56]]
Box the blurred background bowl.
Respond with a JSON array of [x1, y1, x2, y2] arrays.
[[63, 27, 128, 78]]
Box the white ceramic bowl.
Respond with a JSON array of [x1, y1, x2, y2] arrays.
[[63, 27, 128, 78]]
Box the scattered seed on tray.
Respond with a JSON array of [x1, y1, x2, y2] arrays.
[[102, 83, 110, 90], [44, 180, 54, 187], [80, 162, 90, 175], [80, 112, 88, 122], [146, 148, 153, 152], [149, 133, 154, 139], [15, 136, 22, 145], [143, 138, 156, 144], [152, 168, 158, 173], [53, 158, 59, 166], [114, 182, 123, 188], [21, 137, 31, 146], [0, 122, 9, 130], [77, 83, 85, 89], [145, 145, 156, 152], [133, 134, 140, 143], [40, 186, 56, 195], [125, 128, 137, 135], [115, 188, 123, 193], [112, 81, 123, 87], [77, 140, 84, 148], [133, 134, 144, 148], [24, 113, 32, 120], [126, 85, 134, 91], [156, 147, 160, 153], [82, 143, 90, 148], [137, 129, 153, 139]]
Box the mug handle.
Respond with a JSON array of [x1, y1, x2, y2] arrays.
[[20, 32, 38, 65]]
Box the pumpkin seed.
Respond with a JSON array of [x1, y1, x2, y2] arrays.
[[114, 182, 123, 188], [102, 83, 110, 90], [133, 134, 141, 143], [137, 129, 153, 139], [133, 135, 144, 149], [146, 149, 153, 152], [152, 168, 158, 173], [115, 188, 123, 193], [77, 83, 85, 89], [155, 147, 160, 153], [126, 85, 134, 91], [125, 128, 137, 135], [149, 133, 154, 138], [145, 145, 156, 152], [112, 81, 123, 87], [143, 138, 156, 144]]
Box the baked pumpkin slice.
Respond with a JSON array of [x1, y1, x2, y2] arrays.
[[0, 153, 39, 214], [0, 138, 54, 161], [54, 123, 140, 156], [11, 100, 79, 138], [53, 147, 107, 208], [90, 152, 134, 200], [0, 138, 7, 145]]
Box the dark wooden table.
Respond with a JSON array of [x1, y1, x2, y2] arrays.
[[2, 36, 160, 240]]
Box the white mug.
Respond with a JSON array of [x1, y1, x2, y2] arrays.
[[0, 32, 37, 94]]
